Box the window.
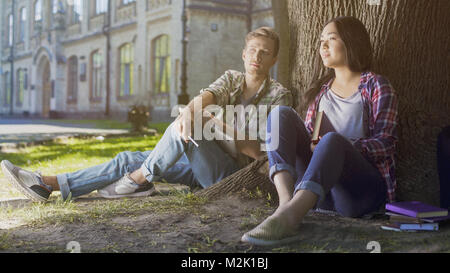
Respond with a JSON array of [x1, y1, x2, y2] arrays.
[[119, 43, 134, 97], [3, 72, 11, 107], [91, 51, 103, 100], [96, 0, 108, 14], [35, 0, 42, 22], [19, 8, 26, 42], [16, 69, 25, 107], [67, 56, 78, 102], [122, 0, 136, 5], [8, 14, 13, 46], [52, 0, 61, 14], [153, 35, 171, 94], [71, 0, 83, 23]]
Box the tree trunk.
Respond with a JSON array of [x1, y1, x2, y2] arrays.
[[197, 156, 279, 205], [278, 0, 450, 205], [197, 0, 450, 206]]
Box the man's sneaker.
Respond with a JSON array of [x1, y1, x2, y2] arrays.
[[98, 173, 155, 199], [1, 160, 52, 202]]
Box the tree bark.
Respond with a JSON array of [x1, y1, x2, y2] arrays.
[[197, 156, 279, 205], [197, 0, 450, 206], [278, 0, 450, 205]]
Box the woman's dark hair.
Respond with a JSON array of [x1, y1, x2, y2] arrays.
[[301, 16, 373, 110]]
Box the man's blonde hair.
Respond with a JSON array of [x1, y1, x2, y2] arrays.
[[245, 27, 280, 57]]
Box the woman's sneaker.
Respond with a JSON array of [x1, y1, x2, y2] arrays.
[[1, 160, 52, 202], [98, 173, 155, 199]]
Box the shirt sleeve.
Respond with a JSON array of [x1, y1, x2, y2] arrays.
[[353, 76, 399, 163], [271, 89, 294, 107], [200, 70, 234, 108]]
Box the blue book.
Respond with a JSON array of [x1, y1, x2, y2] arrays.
[[382, 222, 439, 231]]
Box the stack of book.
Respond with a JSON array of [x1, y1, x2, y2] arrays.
[[381, 201, 449, 232]]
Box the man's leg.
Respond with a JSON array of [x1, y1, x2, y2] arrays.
[[139, 122, 240, 189], [56, 150, 152, 200]]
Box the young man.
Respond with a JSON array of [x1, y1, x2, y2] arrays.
[[1, 27, 293, 202]]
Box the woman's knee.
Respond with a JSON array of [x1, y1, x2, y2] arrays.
[[318, 132, 347, 147]]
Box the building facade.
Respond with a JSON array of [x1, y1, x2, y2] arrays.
[[0, 0, 273, 121]]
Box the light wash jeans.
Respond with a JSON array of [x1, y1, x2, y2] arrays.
[[56, 122, 240, 200]]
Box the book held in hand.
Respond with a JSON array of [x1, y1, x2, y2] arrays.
[[312, 111, 336, 144], [385, 201, 448, 218]]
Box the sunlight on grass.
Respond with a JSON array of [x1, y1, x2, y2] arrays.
[[0, 132, 209, 230]]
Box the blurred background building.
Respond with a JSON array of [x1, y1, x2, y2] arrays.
[[0, 0, 274, 121]]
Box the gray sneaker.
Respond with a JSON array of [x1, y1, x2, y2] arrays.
[[1, 160, 52, 202], [98, 173, 155, 199]]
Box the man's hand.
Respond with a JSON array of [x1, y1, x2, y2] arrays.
[[175, 107, 193, 143]]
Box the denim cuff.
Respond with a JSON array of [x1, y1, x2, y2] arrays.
[[56, 174, 71, 201], [269, 163, 297, 183], [140, 164, 161, 183], [294, 180, 325, 204]]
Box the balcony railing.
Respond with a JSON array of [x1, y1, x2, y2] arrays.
[[89, 14, 105, 31], [116, 2, 137, 23], [147, 0, 172, 11]]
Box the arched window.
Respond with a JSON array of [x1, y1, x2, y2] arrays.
[[119, 43, 134, 97], [35, 0, 42, 22], [19, 8, 27, 42], [72, 0, 83, 23], [96, 0, 108, 15], [153, 35, 171, 94], [67, 56, 78, 102], [16, 69, 25, 107], [90, 50, 103, 100]]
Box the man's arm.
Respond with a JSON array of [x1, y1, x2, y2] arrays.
[[176, 91, 216, 143]]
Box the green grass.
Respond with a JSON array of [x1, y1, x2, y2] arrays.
[[0, 129, 212, 231]]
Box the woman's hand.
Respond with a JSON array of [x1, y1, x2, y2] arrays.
[[310, 136, 322, 152]]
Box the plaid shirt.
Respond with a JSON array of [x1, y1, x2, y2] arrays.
[[305, 71, 399, 202], [201, 69, 293, 167], [201, 70, 293, 108]]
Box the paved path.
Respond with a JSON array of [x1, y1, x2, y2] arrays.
[[0, 118, 128, 144]]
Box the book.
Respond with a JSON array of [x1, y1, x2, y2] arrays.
[[385, 201, 448, 218], [380, 223, 417, 232], [311, 111, 336, 144], [381, 222, 439, 231], [386, 212, 424, 224], [386, 211, 450, 223]]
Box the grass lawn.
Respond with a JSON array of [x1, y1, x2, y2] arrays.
[[0, 135, 162, 200], [1, 126, 450, 253]]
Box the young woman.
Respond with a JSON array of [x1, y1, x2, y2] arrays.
[[241, 16, 399, 246]]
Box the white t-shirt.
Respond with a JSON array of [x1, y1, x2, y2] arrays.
[[318, 89, 368, 143]]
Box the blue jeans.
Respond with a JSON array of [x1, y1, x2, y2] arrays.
[[57, 122, 240, 200], [437, 126, 450, 209], [266, 106, 386, 218]]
